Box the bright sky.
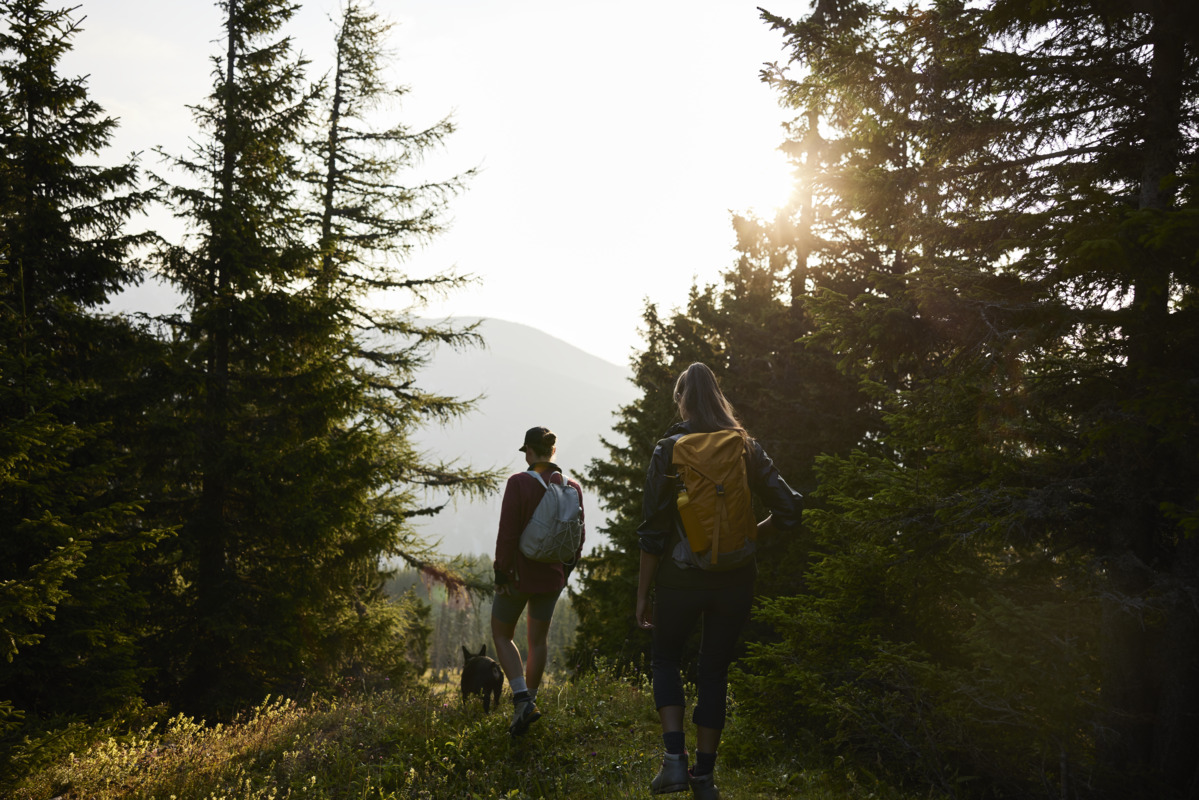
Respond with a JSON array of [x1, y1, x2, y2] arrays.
[[71, 0, 797, 366]]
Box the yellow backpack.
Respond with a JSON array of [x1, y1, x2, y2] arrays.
[[669, 430, 757, 571]]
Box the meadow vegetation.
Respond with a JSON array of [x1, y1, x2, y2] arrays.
[[11, 664, 911, 800]]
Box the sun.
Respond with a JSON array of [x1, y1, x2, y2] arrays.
[[730, 148, 797, 218]]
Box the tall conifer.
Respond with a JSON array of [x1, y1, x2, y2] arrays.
[[0, 0, 160, 748], [294, 0, 495, 687], [736, 2, 1199, 796], [150, 0, 328, 714], [148, 0, 492, 714]]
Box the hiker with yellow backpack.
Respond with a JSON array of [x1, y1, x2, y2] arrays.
[[635, 363, 804, 800]]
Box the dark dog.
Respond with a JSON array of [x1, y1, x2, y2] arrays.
[[460, 644, 504, 713]]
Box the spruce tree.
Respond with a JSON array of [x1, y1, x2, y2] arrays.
[[306, 0, 487, 458], [147, 0, 493, 715], [149, 0, 330, 714], [738, 3, 1109, 793], [0, 0, 160, 755], [295, 0, 495, 687], [735, 1, 1199, 796]]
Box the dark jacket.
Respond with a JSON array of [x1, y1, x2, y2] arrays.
[[637, 421, 803, 588], [494, 462, 585, 594]]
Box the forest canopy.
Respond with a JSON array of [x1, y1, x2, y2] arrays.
[[0, 0, 493, 760], [3, 1, 1198, 799], [572, 1, 1199, 798]]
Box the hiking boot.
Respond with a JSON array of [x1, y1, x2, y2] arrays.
[[689, 769, 721, 800], [508, 698, 541, 736], [650, 752, 689, 794]]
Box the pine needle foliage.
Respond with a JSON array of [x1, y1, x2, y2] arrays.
[[733, 2, 1199, 797], [141, 0, 496, 718], [570, 251, 869, 674], [0, 0, 166, 751]]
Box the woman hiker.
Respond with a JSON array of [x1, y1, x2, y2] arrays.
[[493, 426, 585, 736], [635, 363, 804, 799]]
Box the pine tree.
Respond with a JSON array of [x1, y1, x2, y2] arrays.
[[148, 0, 330, 714], [292, 0, 495, 687], [146, 0, 494, 715], [736, 1, 1199, 796], [0, 0, 161, 757]]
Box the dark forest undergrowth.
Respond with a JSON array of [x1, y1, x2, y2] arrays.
[[11, 665, 913, 800]]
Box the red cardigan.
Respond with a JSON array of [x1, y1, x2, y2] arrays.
[[494, 464, 585, 594]]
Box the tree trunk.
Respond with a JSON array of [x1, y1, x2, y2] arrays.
[[1100, 3, 1194, 797], [185, 0, 241, 712], [1152, 537, 1199, 797]]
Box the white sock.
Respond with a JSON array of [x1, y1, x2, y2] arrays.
[[509, 676, 528, 696]]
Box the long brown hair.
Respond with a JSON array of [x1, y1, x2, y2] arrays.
[[674, 363, 748, 441]]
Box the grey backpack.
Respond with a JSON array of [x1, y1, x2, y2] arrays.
[[518, 471, 583, 563]]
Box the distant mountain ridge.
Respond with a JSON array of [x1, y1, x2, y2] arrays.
[[409, 317, 638, 556]]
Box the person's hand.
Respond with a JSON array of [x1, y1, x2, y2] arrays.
[[636, 594, 653, 630], [494, 566, 514, 596]]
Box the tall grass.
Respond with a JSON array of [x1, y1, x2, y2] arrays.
[[13, 666, 912, 799]]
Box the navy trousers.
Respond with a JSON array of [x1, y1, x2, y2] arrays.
[[651, 580, 754, 730]]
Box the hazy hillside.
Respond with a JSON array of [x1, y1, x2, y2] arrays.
[[409, 317, 639, 557]]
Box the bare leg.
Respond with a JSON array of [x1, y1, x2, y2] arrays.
[[697, 724, 720, 754], [490, 615, 524, 685], [525, 614, 552, 692], [494, 612, 543, 736], [658, 704, 685, 734]]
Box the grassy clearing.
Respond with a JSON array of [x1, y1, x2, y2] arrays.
[[12, 666, 911, 799]]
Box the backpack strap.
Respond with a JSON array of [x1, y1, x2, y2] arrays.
[[657, 435, 694, 554], [659, 436, 694, 513], [657, 435, 682, 480], [713, 483, 730, 565], [526, 468, 568, 489]]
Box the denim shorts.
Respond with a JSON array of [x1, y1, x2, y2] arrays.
[[491, 587, 563, 626]]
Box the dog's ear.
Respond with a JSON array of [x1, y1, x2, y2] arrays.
[[462, 645, 472, 662], [478, 643, 487, 657]]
